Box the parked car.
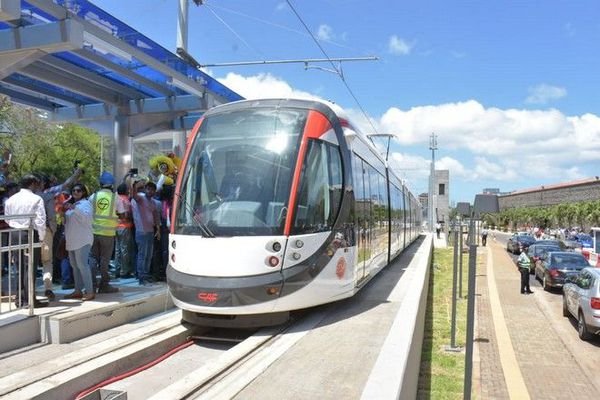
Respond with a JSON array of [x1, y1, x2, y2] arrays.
[[507, 234, 536, 254], [535, 251, 590, 291], [525, 244, 562, 274], [562, 267, 600, 340], [534, 239, 567, 250], [574, 234, 593, 249], [562, 236, 583, 250]]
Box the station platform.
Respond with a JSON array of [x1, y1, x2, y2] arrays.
[[0, 277, 173, 353]]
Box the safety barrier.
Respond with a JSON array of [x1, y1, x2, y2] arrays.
[[1, 214, 38, 316]]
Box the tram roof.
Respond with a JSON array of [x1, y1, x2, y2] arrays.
[[0, 0, 243, 131]]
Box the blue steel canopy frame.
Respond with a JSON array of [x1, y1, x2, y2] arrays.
[[0, 0, 243, 178]]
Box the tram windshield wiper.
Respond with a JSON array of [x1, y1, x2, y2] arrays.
[[174, 192, 215, 238]]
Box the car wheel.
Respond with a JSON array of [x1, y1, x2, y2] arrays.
[[543, 275, 550, 291], [562, 297, 569, 317], [578, 312, 591, 341]]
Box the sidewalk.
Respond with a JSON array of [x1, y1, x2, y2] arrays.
[[474, 241, 595, 399], [433, 231, 447, 248]]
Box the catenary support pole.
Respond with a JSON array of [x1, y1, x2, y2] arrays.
[[463, 217, 478, 399], [459, 221, 464, 298], [450, 229, 459, 349]]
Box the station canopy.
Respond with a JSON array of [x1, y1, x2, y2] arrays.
[[0, 0, 243, 135]]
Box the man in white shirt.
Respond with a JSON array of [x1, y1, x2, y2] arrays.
[[5, 174, 47, 308]]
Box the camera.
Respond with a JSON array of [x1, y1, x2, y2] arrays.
[[73, 160, 85, 175]]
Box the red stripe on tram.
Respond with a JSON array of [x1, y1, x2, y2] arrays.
[[284, 110, 332, 235], [171, 117, 204, 235]]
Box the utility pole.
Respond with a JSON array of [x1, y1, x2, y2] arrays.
[[429, 133, 438, 232], [177, 0, 188, 51]]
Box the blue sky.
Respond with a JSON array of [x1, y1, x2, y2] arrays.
[[97, 0, 600, 204]]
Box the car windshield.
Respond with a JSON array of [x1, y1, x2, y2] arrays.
[[532, 245, 560, 255], [550, 254, 589, 268], [518, 235, 536, 243]]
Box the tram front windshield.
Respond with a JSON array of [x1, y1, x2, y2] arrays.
[[174, 107, 306, 236]]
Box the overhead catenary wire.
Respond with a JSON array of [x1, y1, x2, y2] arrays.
[[206, 3, 358, 52], [285, 0, 380, 136], [203, 2, 265, 58]]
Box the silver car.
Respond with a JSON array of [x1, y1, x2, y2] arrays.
[[562, 267, 600, 340]]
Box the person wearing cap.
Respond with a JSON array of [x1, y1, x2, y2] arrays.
[[88, 171, 125, 294]]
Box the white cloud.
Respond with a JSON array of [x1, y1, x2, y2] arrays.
[[317, 24, 333, 41], [525, 84, 567, 104], [388, 35, 413, 55], [217, 72, 322, 101]]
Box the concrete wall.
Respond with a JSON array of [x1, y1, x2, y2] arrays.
[[499, 178, 600, 210]]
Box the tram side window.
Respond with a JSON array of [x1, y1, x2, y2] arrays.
[[353, 154, 368, 244], [292, 140, 343, 234]]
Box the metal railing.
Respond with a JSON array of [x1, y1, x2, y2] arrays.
[[1, 214, 38, 316]]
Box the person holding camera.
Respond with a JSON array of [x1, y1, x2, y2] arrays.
[[35, 167, 82, 300], [130, 178, 161, 285], [62, 183, 95, 301]]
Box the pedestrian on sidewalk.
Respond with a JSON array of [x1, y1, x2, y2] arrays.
[[436, 222, 441, 239], [517, 248, 533, 294], [481, 228, 488, 246]]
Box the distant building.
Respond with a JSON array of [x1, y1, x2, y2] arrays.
[[498, 177, 600, 210], [435, 170, 450, 225], [482, 188, 500, 194], [473, 194, 500, 217], [456, 202, 472, 217]]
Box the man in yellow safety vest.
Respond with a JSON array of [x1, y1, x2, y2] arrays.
[[89, 171, 126, 293]]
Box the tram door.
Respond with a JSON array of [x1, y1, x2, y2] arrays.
[[353, 155, 370, 284]]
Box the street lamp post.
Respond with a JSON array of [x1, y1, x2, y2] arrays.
[[429, 133, 438, 232]]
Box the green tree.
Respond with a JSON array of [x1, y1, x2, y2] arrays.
[[0, 98, 104, 190]]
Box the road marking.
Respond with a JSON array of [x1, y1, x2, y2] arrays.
[[486, 246, 531, 399]]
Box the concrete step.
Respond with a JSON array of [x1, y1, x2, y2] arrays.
[[0, 279, 174, 353], [0, 309, 188, 400]]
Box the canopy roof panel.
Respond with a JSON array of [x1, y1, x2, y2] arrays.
[[0, 0, 243, 132]]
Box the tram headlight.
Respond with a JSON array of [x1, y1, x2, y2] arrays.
[[267, 256, 280, 267], [272, 241, 282, 252], [171, 240, 176, 249], [291, 252, 301, 260], [295, 239, 304, 248]]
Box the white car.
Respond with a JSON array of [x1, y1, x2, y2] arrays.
[[563, 267, 600, 340]]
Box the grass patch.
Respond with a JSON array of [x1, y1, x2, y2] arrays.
[[417, 247, 470, 399]]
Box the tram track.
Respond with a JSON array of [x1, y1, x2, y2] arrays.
[[91, 307, 326, 399]]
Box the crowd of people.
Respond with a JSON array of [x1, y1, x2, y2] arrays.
[[1, 156, 172, 308]]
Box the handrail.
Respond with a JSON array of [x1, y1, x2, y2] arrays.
[[1, 214, 38, 316]]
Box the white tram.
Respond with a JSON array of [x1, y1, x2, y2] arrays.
[[167, 98, 422, 327]]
